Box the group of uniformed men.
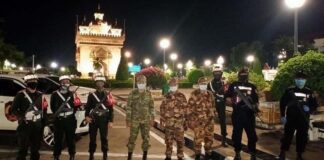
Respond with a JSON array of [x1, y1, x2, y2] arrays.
[[11, 65, 317, 160]]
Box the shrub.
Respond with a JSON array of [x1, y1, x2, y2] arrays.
[[187, 69, 204, 84], [271, 50, 324, 101], [116, 54, 129, 81], [136, 67, 167, 89]]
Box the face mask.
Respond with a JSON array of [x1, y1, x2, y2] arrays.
[[169, 86, 178, 92], [213, 72, 223, 81], [61, 83, 70, 90], [199, 84, 208, 91], [137, 83, 146, 90], [238, 75, 248, 82], [27, 82, 38, 90], [96, 81, 105, 89], [295, 79, 306, 89]]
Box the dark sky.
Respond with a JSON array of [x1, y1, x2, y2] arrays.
[[0, 0, 323, 67]]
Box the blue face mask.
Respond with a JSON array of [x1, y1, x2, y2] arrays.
[[295, 79, 306, 89]]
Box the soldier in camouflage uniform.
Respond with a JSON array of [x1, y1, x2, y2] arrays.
[[188, 77, 216, 160], [126, 75, 155, 160], [160, 78, 188, 160]]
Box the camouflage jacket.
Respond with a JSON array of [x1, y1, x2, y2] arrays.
[[126, 89, 155, 123], [188, 89, 216, 123], [160, 91, 188, 124]]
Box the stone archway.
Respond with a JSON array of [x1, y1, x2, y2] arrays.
[[91, 47, 111, 76]]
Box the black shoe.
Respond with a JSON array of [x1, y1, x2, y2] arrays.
[[69, 155, 75, 160], [142, 151, 148, 160], [165, 157, 171, 160], [54, 156, 60, 160], [127, 152, 133, 160], [103, 153, 108, 160], [195, 154, 201, 160], [234, 152, 241, 160], [89, 153, 94, 160]]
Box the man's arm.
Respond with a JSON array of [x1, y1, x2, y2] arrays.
[[12, 93, 23, 118], [280, 89, 290, 117], [85, 93, 93, 117], [125, 92, 133, 124]]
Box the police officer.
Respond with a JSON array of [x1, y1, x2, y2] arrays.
[[160, 78, 188, 160], [188, 77, 216, 160], [51, 75, 81, 160], [207, 64, 228, 146], [85, 75, 114, 160], [225, 67, 259, 160], [126, 75, 155, 160], [12, 73, 48, 160], [277, 71, 318, 160]]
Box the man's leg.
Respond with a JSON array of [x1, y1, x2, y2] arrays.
[[30, 122, 42, 160], [175, 127, 185, 159], [88, 121, 98, 155], [127, 122, 140, 152], [65, 118, 77, 156], [216, 101, 227, 138], [16, 123, 30, 160], [296, 120, 309, 157], [99, 118, 109, 159], [54, 120, 64, 158], [164, 127, 174, 159]]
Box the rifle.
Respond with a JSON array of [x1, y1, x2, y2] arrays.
[[89, 91, 109, 118], [53, 86, 80, 117], [234, 87, 265, 123]]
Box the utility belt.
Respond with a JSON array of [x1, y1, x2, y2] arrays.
[[58, 110, 74, 118], [91, 107, 109, 117], [215, 94, 224, 102], [25, 114, 42, 122]]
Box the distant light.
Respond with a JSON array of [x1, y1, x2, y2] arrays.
[[163, 64, 168, 70], [204, 59, 212, 66], [285, 0, 306, 9], [128, 62, 134, 67], [166, 69, 172, 74], [19, 67, 24, 71], [144, 58, 151, 65], [186, 60, 193, 70], [170, 53, 178, 61], [125, 51, 131, 58], [177, 63, 183, 69], [60, 67, 66, 72], [36, 64, 42, 70], [4, 59, 10, 67], [50, 62, 58, 69], [159, 38, 170, 49], [246, 55, 255, 63], [11, 63, 17, 68], [217, 56, 225, 65]]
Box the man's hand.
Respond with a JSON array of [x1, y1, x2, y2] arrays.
[[85, 116, 92, 124], [108, 122, 113, 128], [303, 105, 310, 112], [25, 111, 34, 119]]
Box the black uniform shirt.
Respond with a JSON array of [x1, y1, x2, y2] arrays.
[[207, 79, 226, 98], [50, 90, 75, 114], [280, 86, 318, 117], [226, 81, 259, 110], [85, 90, 114, 122]]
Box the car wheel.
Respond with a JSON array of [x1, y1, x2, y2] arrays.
[[43, 124, 55, 148]]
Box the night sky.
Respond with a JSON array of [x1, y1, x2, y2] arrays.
[[0, 0, 323, 67]]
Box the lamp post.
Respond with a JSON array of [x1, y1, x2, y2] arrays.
[[217, 56, 225, 67], [246, 55, 255, 69], [204, 59, 212, 67], [125, 51, 131, 59], [170, 53, 178, 71], [285, 0, 306, 55], [144, 58, 151, 66], [50, 62, 58, 69], [159, 38, 170, 72]]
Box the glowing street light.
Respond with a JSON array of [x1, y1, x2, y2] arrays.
[[217, 56, 225, 65], [19, 67, 24, 71], [163, 64, 168, 70], [144, 58, 151, 66], [204, 59, 212, 67], [159, 38, 170, 72], [60, 67, 66, 72], [4, 59, 10, 69], [246, 55, 255, 63], [11, 63, 17, 68], [125, 51, 131, 58], [285, 0, 306, 55], [128, 62, 134, 67], [50, 62, 58, 69], [170, 53, 178, 70], [186, 60, 193, 70], [177, 63, 183, 69], [36, 64, 42, 70]]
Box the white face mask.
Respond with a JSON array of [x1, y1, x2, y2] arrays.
[[199, 84, 208, 91], [137, 83, 146, 90], [169, 86, 178, 92]]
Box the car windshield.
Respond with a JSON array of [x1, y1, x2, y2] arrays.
[[47, 76, 60, 84], [37, 78, 60, 94]]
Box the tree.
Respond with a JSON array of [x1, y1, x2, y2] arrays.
[[272, 36, 294, 58], [116, 54, 129, 81]]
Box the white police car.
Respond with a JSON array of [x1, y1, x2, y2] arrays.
[[0, 74, 94, 148]]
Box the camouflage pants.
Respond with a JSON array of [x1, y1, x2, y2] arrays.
[[127, 121, 151, 152], [193, 121, 214, 154], [165, 126, 184, 158]]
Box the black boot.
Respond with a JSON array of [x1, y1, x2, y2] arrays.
[[195, 154, 201, 160], [69, 155, 75, 160], [234, 151, 241, 160], [127, 152, 133, 160], [165, 157, 171, 160], [296, 152, 303, 160], [142, 151, 148, 160], [277, 151, 285, 160], [89, 153, 94, 160], [54, 156, 60, 160], [103, 153, 108, 160]]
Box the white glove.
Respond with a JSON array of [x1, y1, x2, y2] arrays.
[[303, 105, 310, 112], [43, 126, 50, 136], [25, 111, 35, 119]]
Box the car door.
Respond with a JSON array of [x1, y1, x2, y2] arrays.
[[0, 78, 25, 130]]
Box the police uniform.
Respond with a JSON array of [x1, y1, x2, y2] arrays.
[[278, 71, 318, 160], [51, 75, 80, 160], [207, 65, 228, 145], [226, 68, 259, 160], [188, 77, 216, 160], [160, 78, 188, 160], [85, 76, 114, 160], [126, 75, 155, 160], [12, 74, 48, 160]]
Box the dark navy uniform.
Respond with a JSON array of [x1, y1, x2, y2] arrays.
[[226, 81, 259, 155], [280, 86, 318, 154], [85, 90, 114, 159], [51, 90, 77, 159], [12, 89, 47, 160]]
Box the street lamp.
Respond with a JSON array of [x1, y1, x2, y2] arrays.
[[159, 38, 170, 72], [11, 63, 17, 68], [204, 59, 212, 67], [4, 59, 10, 69], [19, 67, 24, 71], [217, 56, 225, 67], [50, 62, 58, 69], [36, 64, 42, 70], [285, 0, 306, 55], [177, 63, 183, 69], [278, 49, 287, 64], [246, 55, 255, 69], [170, 53, 178, 70], [186, 60, 193, 70], [128, 62, 134, 67], [60, 67, 66, 72], [144, 58, 151, 66], [125, 51, 131, 58]]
